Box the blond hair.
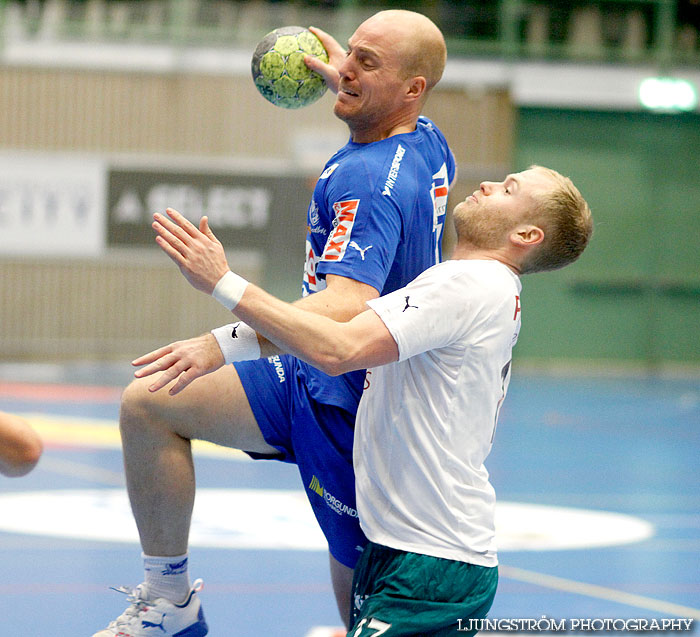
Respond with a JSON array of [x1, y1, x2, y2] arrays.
[[520, 166, 593, 274]]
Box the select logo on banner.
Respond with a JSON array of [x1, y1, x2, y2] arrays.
[[106, 168, 312, 298], [0, 153, 106, 256], [111, 183, 270, 229], [107, 169, 310, 251]]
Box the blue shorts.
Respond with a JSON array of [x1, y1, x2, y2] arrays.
[[234, 354, 368, 568]]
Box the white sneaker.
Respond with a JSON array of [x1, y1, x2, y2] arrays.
[[93, 579, 208, 636]]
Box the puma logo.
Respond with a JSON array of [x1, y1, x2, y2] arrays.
[[349, 241, 373, 260], [403, 296, 418, 312]]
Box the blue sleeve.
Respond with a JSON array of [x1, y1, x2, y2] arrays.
[[316, 162, 407, 294], [314, 123, 455, 295]]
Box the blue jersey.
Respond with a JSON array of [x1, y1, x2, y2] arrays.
[[297, 116, 456, 411]]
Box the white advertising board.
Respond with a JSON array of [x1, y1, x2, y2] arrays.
[[0, 153, 106, 256]]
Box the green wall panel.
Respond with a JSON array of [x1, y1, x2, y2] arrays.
[[514, 108, 700, 366]]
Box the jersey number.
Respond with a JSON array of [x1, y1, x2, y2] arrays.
[[350, 618, 392, 636]]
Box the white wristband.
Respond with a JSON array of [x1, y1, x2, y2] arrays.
[[212, 271, 249, 311], [211, 322, 261, 365]]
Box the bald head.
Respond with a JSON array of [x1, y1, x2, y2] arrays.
[[335, 10, 447, 140], [362, 10, 446, 92]]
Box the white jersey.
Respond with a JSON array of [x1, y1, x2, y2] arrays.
[[355, 259, 522, 566]]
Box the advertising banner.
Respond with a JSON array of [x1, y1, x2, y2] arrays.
[[0, 153, 106, 256], [107, 168, 313, 299]]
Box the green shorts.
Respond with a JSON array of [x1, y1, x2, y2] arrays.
[[348, 542, 498, 637]]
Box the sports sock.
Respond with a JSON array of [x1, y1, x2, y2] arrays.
[[142, 553, 191, 604]]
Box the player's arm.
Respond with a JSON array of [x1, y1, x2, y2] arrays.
[[291, 273, 378, 321], [256, 273, 378, 357], [133, 209, 381, 393], [164, 206, 396, 372], [152, 207, 378, 319], [134, 273, 378, 392], [235, 282, 397, 376]]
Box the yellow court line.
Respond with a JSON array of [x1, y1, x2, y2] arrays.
[[21, 413, 248, 461]]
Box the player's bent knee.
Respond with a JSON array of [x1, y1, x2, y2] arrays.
[[119, 376, 168, 434]]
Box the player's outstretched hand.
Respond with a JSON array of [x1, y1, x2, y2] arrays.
[[153, 208, 230, 295], [132, 333, 225, 395], [305, 26, 344, 94]]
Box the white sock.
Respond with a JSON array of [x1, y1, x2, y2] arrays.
[[143, 553, 191, 604]]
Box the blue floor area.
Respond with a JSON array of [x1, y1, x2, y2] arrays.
[[0, 363, 698, 635], [488, 374, 700, 622]]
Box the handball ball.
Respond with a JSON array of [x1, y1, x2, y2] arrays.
[[251, 26, 329, 109]]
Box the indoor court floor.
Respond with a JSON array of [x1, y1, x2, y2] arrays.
[[0, 361, 698, 636]]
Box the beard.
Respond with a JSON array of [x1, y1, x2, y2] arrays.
[[454, 203, 511, 249]]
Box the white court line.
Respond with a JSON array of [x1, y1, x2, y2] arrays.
[[500, 565, 700, 619]]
